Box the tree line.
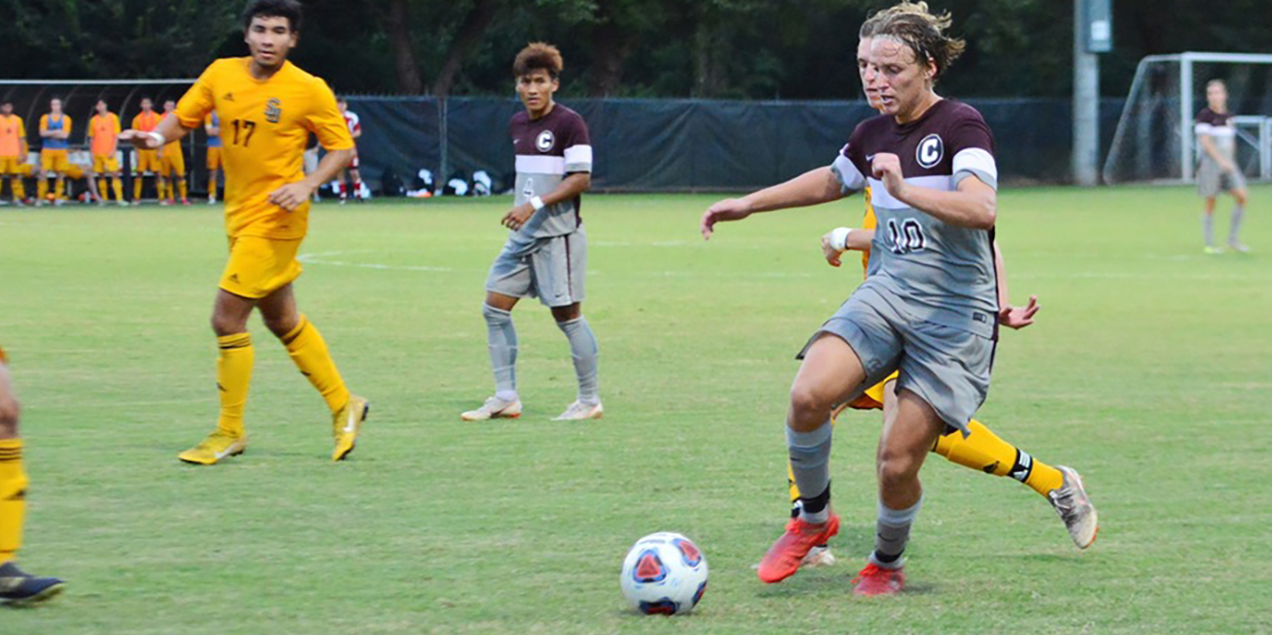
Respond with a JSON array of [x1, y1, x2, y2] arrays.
[[3, 0, 1271, 100]]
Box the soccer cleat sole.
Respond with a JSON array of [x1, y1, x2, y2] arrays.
[[333, 402, 370, 462], [177, 447, 245, 466], [460, 410, 522, 422], [1, 581, 65, 607]]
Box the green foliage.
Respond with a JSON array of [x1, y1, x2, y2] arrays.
[[5, 0, 1272, 98]]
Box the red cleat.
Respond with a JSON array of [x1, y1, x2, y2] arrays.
[[851, 563, 905, 596], [756, 514, 840, 583], [181, 198, 191, 206]]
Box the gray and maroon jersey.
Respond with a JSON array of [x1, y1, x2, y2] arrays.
[[830, 99, 999, 338], [1195, 108, 1236, 165], [509, 104, 592, 238]]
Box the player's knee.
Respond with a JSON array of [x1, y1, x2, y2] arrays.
[[876, 448, 922, 486], [210, 313, 244, 337], [788, 383, 833, 422], [262, 313, 297, 338], [0, 397, 20, 436]]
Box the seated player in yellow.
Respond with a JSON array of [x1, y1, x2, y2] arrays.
[[205, 111, 224, 204], [120, 0, 367, 464], [131, 97, 162, 202], [88, 99, 126, 206], [0, 344, 65, 605], [158, 99, 191, 206], [0, 101, 29, 206], [36, 98, 72, 207]]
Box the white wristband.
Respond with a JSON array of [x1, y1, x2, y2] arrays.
[[146, 131, 167, 147], [830, 227, 855, 251], [529, 196, 545, 211]]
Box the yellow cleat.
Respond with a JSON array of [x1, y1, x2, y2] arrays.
[[178, 430, 247, 465], [332, 394, 369, 462]]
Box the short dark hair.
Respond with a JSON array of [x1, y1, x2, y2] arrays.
[[513, 42, 564, 79], [242, 0, 303, 33]]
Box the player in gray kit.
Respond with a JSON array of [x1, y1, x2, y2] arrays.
[[1196, 79, 1249, 253], [702, 7, 1010, 595], [462, 42, 602, 422]]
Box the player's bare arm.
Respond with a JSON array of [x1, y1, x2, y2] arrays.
[[120, 114, 191, 150], [271, 147, 354, 211], [1197, 134, 1234, 173], [700, 166, 845, 240], [871, 152, 996, 229], [993, 241, 1039, 329], [501, 171, 591, 231], [820, 228, 875, 267]]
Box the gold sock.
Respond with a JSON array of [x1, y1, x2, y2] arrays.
[[177, 178, 188, 200], [36, 179, 47, 201], [98, 180, 109, 200], [281, 316, 350, 414], [216, 334, 254, 436], [933, 419, 1064, 497], [787, 462, 801, 507], [12, 178, 24, 200], [112, 177, 123, 202], [57, 179, 66, 200], [134, 176, 143, 200], [0, 439, 28, 564]]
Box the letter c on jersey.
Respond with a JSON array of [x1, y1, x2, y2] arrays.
[[916, 133, 943, 169]]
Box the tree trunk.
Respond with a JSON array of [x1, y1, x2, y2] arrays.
[[369, 0, 424, 94], [430, 0, 499, 97], [587, 16, 632, 97]]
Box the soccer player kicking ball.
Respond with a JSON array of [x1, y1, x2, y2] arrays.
[[763, 3, 1097, 572], [0, 346, 65, 605], [461, 43, 601, 422], [121, 0, 368, 464], [702, 7, 1093, 596]]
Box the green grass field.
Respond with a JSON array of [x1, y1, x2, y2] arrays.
[[3, 187, 1270, 634]]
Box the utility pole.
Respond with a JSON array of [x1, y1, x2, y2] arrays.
[[1073, 0, 1112, 186]]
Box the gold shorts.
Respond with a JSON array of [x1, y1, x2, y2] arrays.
[[40, 149, 70, 173], [0, 156, 23, 175], [845, 370, 901, 411], [219, 236, 304, 299], [93, 154, 121, 173], [134, 149, 161, 173], [160, 148, 185, 177]]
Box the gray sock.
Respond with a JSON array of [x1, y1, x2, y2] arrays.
[[482, 304, 518, 400], [1203, 212, 1215, 247], [869, 498, 923, 570], [1230, 205, 1245, 243], [787, 423, 833, 524], [556, 316, 599, 404]]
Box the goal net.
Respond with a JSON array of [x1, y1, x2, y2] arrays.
[[1103, 52, 1272, 185], [0, 79, 196, 201]]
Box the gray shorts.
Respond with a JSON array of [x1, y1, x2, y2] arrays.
[[485, 227, 587, 308], [1198, 162, 1246, 198], [799, 287, 995, 434]]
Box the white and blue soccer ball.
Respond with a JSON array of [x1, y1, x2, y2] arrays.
[[619, 532, 708, 615]]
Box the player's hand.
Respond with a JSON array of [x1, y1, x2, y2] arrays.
[[998, 295, 1040, 329], [821, 232, 843, 267], [269, 182, 315, 212], [119, 129, 161, 150], [502, 203, 535, 230], [700, 198, 753, 240], [871, 153, 906, 199]]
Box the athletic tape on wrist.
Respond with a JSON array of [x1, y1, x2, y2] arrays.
[[530, 196, 545, 211], [830, 227, 855, 251]]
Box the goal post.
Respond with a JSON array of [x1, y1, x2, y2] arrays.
[[1103, 52, 1272, 184]]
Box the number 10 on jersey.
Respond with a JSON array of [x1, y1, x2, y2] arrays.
[[887, 219, 926, 255]]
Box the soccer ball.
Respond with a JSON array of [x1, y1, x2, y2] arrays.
[[619, 532, 708, 615]]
